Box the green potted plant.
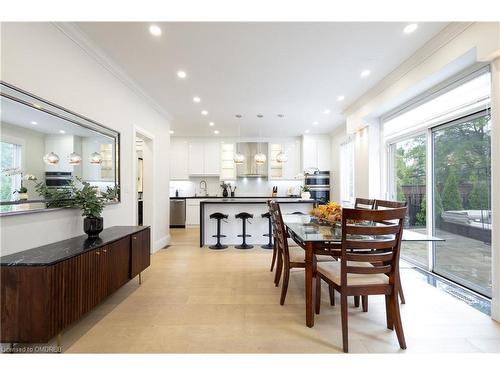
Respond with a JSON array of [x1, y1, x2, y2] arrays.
[[33, 177, 119, 238], [301, 185, 311, 200]]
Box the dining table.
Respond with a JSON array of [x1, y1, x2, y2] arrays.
[[281, 214, 444, 328]]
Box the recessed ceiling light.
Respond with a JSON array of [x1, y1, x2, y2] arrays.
[[214, 130, 220, 135], [201, 110, 208, 116], [169, 130, 174, 134], [209, 122, 215, 127], [59, 130, 66, 134], [193, 96, 201, 103], [403, 23, 418, 34], [177, 70, 187, 79], [313, 121, 319, 126], [235, 114, 242, 118], [337, 95, 345, 101], [30, 121, 38, 125], [323, 109, 330, 114], [149, 25, 162, 37], [277, 114, 284, 118], [361, 69, 371, 78], [304, 130, 310, 134]]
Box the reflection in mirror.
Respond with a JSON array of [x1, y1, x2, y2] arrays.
[[0, 82, 120, 215]]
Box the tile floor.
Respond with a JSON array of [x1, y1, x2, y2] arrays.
[[18, 227, 500, 353]]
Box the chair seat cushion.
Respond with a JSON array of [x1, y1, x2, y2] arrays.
[[288, 247, 335, 263], [317, 261, 389, 286]]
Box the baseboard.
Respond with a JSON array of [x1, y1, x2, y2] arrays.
[[492, 298, 500, 322], [153, 234, 171, 252]]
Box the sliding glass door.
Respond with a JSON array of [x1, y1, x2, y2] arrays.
[[432, 111, 492, 297], [391, 134, 428, 267]]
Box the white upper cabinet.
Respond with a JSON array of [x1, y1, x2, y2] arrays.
[[188, 140, 220, 176], [220, 143, 236, 180], [269, 140, 301, 180], [169, 138, 189, 180], [203, 141, 221, 176], [301, 135, 331, 172]]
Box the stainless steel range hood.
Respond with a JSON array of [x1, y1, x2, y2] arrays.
[[236, 142, 268, 178]]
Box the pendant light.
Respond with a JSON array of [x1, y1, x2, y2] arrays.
[[276, 149, 288, 163], [69, 152, 82, 165], [254, 114, 266, 165], [89, 152, 103, 165], [233, 115, 245, 165], [43, 152, 60, 165]]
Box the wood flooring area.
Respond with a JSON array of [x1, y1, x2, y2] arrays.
[[53, 228, 500, 353]]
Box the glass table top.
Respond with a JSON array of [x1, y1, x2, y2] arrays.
[[282, 214, 444, 243]]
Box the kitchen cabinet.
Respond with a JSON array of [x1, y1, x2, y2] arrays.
[[188, 140, 220, 176], [269, 141, 301, 180], [0, 226, 150, 343], [170, 139, 189, 180], [302, 135, 331, 172], [186, 198, 203, 226], [220, 143, 236, 180]]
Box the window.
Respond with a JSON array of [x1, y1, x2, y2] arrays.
[[390, 134, 428, 267], [1, 141, 22, 201], [340, 138, 354, 203], [384, 68, 492, 298]]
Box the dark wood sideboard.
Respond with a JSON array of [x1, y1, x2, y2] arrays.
[[0, 226, 151, 344]]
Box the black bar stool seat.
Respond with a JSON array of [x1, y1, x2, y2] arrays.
[[209, 212, 228, 249], [261, 212, 273, 249], [235, 212, 254, 249]]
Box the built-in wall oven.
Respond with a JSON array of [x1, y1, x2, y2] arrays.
[[305, 171, 330, 204], [45, 171, 72, 188]]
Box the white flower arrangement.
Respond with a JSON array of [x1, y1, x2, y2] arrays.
[[24, 174, 37, 181]]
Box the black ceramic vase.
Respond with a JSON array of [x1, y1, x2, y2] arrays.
[[222, 188, 229, 197], [83, 217, 104, 239]]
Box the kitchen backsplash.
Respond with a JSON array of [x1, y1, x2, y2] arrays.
[[170, 177, 303, 197]]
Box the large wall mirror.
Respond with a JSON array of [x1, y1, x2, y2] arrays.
[[0, 82, 120, 216]]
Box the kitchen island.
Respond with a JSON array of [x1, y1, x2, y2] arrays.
[[199, 198, 316, 247]]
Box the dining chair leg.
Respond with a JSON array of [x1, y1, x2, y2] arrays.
[[341, 294, 349, 353], [280, 264, 290, 305], [315, 274, 321, 314], [353, 295, 360, 307], [398, 273, 406, 304], [274, 250, 283, 287], [270, 241, 277, 272], [390, 290, 407, 349], [328, 285, 335, 306], [385, 294, 393, 330], [361, 296, 368, 312]]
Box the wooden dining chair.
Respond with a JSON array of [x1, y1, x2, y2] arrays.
[[374, 199, 408, 304], [354, 197, 375, 209], [315, 206, 407, 353], [268, 200, 335, 305]]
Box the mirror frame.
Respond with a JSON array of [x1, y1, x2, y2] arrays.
[[0, 81, 121, 215]]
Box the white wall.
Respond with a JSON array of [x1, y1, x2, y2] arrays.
[[329, 125, 346, 202], [0, 22, 171, 255]]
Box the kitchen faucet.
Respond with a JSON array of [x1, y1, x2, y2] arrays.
[[200, 180, 208, 196]]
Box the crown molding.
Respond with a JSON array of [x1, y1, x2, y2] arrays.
[[52, 22, 173, 123], [344, 22, 475, 117]]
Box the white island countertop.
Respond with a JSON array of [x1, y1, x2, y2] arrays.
[[199, 198, 316, 247]]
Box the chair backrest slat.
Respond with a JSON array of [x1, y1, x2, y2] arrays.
[[340, 206, 406, 286], [354, 198, 375, 210], [268, 200, 290, 261], [374, 199, 407, 209]]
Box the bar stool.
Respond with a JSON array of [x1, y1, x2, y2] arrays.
[[261, 212, 273, 249], [209, 212, 228, 250], [235, 212, 253, 249]]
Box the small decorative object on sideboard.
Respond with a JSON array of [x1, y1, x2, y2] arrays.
[[229, 184, 237, 197], [34, 176, 119, 238], [300, 185, 311, 200]]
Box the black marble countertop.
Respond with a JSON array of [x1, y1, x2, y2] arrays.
[[200, 198, 316, 204], [170, 195, 301, 199], [0, 226, 149, 267]]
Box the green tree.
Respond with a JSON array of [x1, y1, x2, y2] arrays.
[[441, 171, 463, 211], [468, 178, 489, 209], [415, 195, 426, 226]]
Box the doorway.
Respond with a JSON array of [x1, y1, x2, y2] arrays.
[[135, 130, 154, 235]]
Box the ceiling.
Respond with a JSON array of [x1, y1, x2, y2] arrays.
[[75, 22, 448, 137]]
